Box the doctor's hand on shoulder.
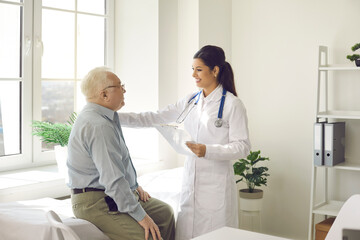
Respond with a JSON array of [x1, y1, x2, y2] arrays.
[[186, 142, 206, 157]]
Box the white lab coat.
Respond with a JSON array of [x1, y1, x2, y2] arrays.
[[118, 85, 251, 240]]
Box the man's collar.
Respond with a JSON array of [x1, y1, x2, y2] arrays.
[[87, 102, 116, 120]]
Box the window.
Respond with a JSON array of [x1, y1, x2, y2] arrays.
[[0, 0, 114, 171], [0, 0, 28, 169]]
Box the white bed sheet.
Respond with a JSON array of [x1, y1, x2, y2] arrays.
[[0, 167, 183, 240], [137, 167, 183, 220], [0, 198, 109, 240]]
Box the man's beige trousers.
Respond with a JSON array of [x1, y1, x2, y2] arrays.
[[71, 191, 175, 240]]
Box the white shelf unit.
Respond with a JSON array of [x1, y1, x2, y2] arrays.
[[318, 65, 360, 71], [312, 200, 343, 216], [317, 111, 360, 119], [308, 46, 360, 240]]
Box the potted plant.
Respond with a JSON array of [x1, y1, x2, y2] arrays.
[[233, 150, 270, 211], [31, 112, 77, 177], [346, 43, 360, 67]]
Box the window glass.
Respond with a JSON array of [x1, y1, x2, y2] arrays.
[[0, 3, 22, 78], [0, 81, 21, 156], [42, 0, 74, 11], [78, 0, 105, 15], [41, 81, 74, 151], [42, 9, 75, 79], [77, 14, 105, 78], [41, 81, 74, 123]]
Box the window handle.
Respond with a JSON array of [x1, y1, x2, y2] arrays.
[[36, 37, 44, 56], [25, 37, 32, 56]]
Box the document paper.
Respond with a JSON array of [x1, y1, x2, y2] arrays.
[[155, 125, 195, 156]]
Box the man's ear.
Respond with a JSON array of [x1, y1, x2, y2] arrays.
[[100, 90, 108, 101]]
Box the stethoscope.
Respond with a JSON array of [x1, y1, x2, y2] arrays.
[[176, 88, 227, 128], [214, 88, 227, 127]]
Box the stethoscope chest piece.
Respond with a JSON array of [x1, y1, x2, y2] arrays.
[[214, 119, 223, 128]]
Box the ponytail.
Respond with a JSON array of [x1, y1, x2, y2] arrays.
[[218, 62, 237, 96]]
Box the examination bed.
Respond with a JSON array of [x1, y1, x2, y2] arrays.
[[0, 167, 183, 240]]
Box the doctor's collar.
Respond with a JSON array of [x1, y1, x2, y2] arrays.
[[202, 84, 223, 102]]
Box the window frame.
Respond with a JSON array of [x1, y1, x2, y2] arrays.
[[0, 0, 114, 171], [0, 0, 33, 171]]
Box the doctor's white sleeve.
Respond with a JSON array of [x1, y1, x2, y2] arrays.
[[118, 104, 181, 128], [118, 93, 192, 128], [204, 99, 251, 161]]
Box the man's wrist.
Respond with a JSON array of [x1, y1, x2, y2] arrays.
[[128, 203, 146, 222]]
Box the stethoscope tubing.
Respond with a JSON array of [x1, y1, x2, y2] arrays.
[[188, 91, 202, 105], [217, 88, 227, 119], [177, 88, 227, 127]]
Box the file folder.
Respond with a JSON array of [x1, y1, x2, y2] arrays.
[[313, 122, 324, 166], [324, 122, 345, 166]]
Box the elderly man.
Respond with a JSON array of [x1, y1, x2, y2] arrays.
[[67, 67, 175, 240]]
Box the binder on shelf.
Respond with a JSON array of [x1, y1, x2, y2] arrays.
[[324, 122, 345, 166], [314, 122, 325, 166]]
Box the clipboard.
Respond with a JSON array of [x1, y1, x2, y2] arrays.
[[155, 124, 195, 156]]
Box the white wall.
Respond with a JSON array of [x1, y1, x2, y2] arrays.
[[114, 0, 360, 239], [158, 0, 180, 166], [232, 0, 360, 239], [114, 0, 159, 112], [199, 0, 232, 60], [177, 0, 199, 98], [177, 0, 232, 96], [114, 0, 160, 168], [114, 0, 180, 172]]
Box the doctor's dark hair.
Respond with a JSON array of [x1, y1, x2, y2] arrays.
[[193, 45, 237, 96]]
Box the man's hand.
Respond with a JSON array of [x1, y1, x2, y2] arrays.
[[138, 214, 162, 240], [186, 142, 206, 157], [137, 186, 151, 202]]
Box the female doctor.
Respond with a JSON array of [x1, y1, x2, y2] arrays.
[[118, 45, 251, 240]]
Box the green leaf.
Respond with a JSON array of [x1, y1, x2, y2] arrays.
[[248, 150, 260, 161], [233, 162, 247, 175], [347, 54, 360, 61], [67, 112, 77, 125], [351, 43, 360, 52], [233, 150, 270, 192], [31, 112, 77, 147]]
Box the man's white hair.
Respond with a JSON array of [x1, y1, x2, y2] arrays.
[[81, 66, 113, 99]]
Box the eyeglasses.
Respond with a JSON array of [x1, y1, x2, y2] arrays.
[[102, 83, 125, 92]]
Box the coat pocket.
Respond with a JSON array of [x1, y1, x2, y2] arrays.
[[195, 173, 226, 211]]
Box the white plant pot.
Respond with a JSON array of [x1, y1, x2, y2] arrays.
[[239, 189, 263, 212], [54, 145, 68, 182]]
